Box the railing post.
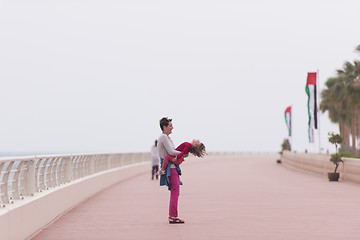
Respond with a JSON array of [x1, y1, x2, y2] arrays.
[[26, 160, 36, 196], [107, 155, 111, 170], [1, 162, 14, 204], [65, 157, 72, 182], [90, 155, 95, 175]]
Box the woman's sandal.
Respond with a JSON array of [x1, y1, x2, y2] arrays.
[[169, 217, 185, 224]]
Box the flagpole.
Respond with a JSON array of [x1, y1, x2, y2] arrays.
[[317, 69, 321, 153], [290, 105, 294, 151], [290, 105, 293, 151]]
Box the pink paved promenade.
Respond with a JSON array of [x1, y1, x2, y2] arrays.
[[31, 155, 360, 240]]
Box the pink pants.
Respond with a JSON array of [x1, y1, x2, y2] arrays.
[[169, 168, 180, 217]]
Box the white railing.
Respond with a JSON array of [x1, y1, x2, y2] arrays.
[[0, 152, 150, 206]]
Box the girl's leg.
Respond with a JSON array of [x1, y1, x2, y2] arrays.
[[162, 157, 169, 170], [168, 168, 180, 218]]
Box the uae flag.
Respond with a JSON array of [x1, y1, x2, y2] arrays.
[[284, 106, 292, 137], [305, 72, 318, 143]]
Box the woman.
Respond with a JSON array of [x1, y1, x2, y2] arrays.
[[157, 117, 184, 224], [151, 140, 160, 180]]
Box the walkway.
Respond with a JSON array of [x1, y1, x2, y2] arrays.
[[31, 155, 360, 240]]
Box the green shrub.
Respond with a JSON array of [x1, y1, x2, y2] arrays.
[[280, 138, 291, 155], [328, 133, 343, 173], [338, 152, 360, 159]]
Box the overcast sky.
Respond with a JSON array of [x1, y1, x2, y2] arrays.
[[0, 0, 359, 156]]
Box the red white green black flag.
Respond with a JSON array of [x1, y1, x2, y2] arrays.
[[284, 106, 292, 137], [305, 72, 318, 143]]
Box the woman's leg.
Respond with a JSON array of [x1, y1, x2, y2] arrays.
[[151, 166, 155, 180], [154, 165, 159, 180], [168, 168, 180, 217]]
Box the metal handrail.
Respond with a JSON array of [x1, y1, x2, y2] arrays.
[[0, 152, 150, 205]]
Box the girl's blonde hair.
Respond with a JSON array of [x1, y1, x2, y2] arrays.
[[190, 143, 206, 158]]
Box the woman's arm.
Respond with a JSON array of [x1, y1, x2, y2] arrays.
[[168, 152, 188, 165], [169, 156, 184, 165], [160, 135, 181, 156]]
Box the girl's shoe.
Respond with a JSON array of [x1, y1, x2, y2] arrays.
[[169, 217, 185, 224], [156, 169, 166, 175]]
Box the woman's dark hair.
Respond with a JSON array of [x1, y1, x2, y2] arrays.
[[190, 143, 206, 158], [159, 117, 172, 131]]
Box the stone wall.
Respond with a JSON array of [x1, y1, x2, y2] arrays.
[[282, 150, 360, 184]]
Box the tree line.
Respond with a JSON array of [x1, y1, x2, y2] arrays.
[[320, 45, 360, 155]]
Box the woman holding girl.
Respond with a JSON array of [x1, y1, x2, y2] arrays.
[[157, 117, 206, 224]]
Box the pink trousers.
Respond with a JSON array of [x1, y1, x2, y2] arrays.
[[169, 168, 180, 217]]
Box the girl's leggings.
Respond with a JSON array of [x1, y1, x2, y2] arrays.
[[169, 168, 180, 217]]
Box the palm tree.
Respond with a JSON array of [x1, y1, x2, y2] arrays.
[[356, 44, 360, 54], [337, 60, 360, 154], [321, 45, 360, 155], [320, 77, 351, 152], [355, 46, 360, 155]]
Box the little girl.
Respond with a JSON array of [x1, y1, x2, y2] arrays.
[[157, 139, 206, 175]]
